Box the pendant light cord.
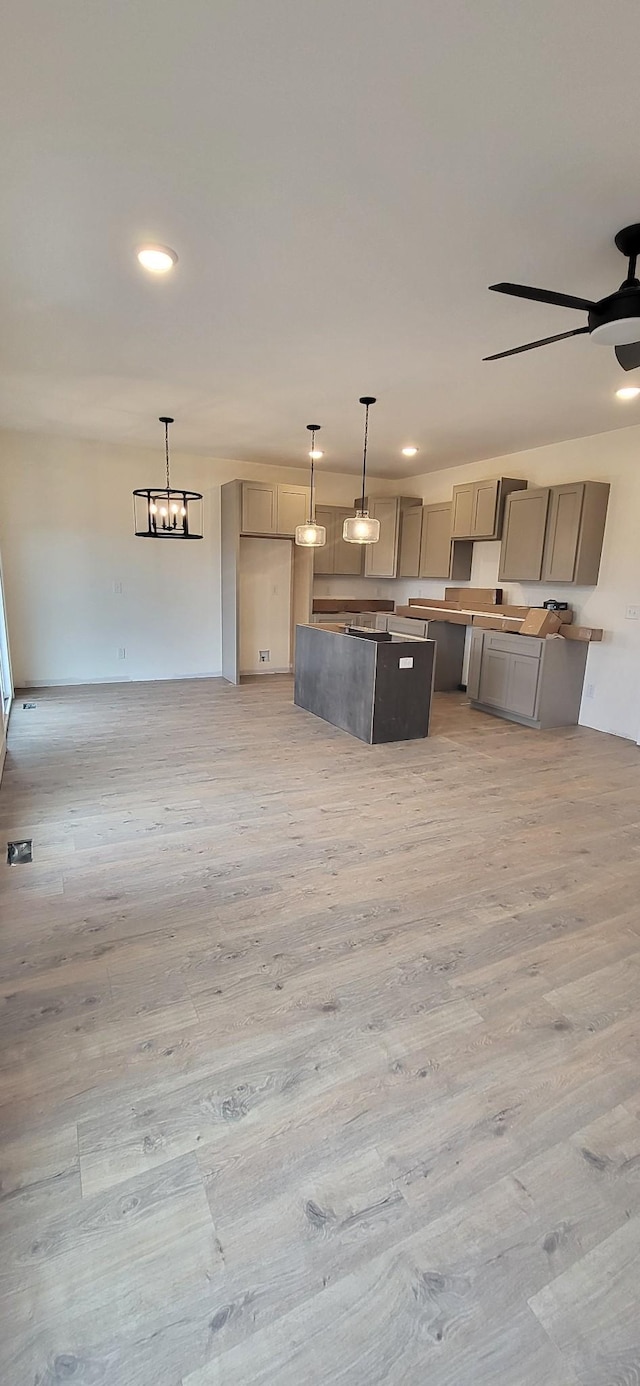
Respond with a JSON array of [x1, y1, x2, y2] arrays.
[[309, 428, 316, 522], [360, 402, 369, 512], [165, 421, 171, 491]]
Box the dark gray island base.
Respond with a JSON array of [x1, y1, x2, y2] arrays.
[[294, 623, 435, 744]]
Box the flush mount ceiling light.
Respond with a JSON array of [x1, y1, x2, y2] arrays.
[[343, 397, 381, 545], [616, 385, 640, 399], [133, 417, 203, 539], [136, 244, 178, 274], [295, 425, 326, 548], [402, 446, 419, 457]]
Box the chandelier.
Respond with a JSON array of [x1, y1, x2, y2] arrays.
[[133, 417, 203, 540]]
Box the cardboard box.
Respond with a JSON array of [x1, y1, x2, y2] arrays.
[[408, 597, 461, 610], [471, 614, 525, 633], [559, 624, 604, 642], [445, 587, 503, 605], [312, 598, 394, 613], [519, 608, 562, 637], [395, 605, 472, 625], [472, 614, 508, 630]]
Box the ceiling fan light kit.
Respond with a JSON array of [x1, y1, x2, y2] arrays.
[[133, 417, 203, 539], [485, 223, 640, 371]]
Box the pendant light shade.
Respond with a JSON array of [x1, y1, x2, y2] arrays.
[[295, 424, 326, 548], [343, 512, 380, 544], [133, 417, 203, 539], [343, 397, 380, 544]]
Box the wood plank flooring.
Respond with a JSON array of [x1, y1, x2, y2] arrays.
[[0, 676, 639, 1384]]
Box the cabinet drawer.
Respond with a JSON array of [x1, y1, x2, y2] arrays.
[[483, 632, 543, 658]]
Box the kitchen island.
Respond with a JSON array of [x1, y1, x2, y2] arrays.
[[294, 623, 435, 744]]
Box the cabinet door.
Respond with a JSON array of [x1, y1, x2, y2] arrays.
[[312, 506, 335, 574], [478, 648, 511, 707], [472, 480, 499, 538], [364, 498, 400, 577], [451, 484, 474, 538], [242, 482, 277, 535], [499, 487, 550, 581], [467, 628, 484, 700], [334, 507, 364, 575], [277, 485, 307, 536], [420, 502, 452, 577], [506, 654, 540, 718], [398, 506, 423, 578], [542, 484, 584, 583]]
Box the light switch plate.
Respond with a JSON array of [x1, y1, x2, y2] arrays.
[[625, 605, 640, 620]]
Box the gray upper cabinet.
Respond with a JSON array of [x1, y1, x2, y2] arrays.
[[451, 484, 475, 539], [499, 487, 550, 581], [499, 480, 610, 585], [542, 481, 610, 585], [277, 484, 308, 536], [398, 505, 423, 578], [419, 502, 452, 578], [362, 496, 421, 578], [452, 477, 527, 540], [364, 497, 401, 577], [242, 481, 277, 535], [313, 505, 363, 576], [241, 481, 307, 537]]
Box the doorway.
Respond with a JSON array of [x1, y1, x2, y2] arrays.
[[239, 537, 293, 675]]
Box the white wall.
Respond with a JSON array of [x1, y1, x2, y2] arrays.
[[0, 429, 388, 686], [386, 426, 640, 741]]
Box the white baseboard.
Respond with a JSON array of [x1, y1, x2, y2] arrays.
[[19, 672, 223, 689]]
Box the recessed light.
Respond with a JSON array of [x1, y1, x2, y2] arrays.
[[616, 385, 640, 399], [309, 449, 323, 460], [136, 244, 178, 274], [401, 446, 419, 457]]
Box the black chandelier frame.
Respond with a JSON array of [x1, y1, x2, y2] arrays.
[[133, 417, 203, 540]]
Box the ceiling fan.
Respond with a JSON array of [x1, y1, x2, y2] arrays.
[[485, 223, 640, 370]]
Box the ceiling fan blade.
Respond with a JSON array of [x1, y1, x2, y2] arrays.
[[489, 282, 595, 312], [615, 341, 640, 371], [483, 327, 590, 362]]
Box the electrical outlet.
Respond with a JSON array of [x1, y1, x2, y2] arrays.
[[113, 581, 123, 595], [585, 683, 596, 699], [259, 650, 270, 663], [118, 647, 126, 660], [625, 605, 640, 620]]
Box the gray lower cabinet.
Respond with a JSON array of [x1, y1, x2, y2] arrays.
[[468, 628, 588, 728], [377, 614, 465, 691]]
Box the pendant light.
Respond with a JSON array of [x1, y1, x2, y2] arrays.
[[343, 396, 380, 544], [295, 424, 327, 547], [133, 417, 203, 539]]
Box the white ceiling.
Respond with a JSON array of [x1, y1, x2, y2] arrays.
[[2, 0, 640, 478]]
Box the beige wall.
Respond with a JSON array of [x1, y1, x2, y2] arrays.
[[0, 429, 392, 687]]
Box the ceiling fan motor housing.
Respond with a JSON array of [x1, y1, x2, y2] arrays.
[[588, 288, 640, 346]]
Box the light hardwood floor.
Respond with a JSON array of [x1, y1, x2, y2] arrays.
[[1, 677, 640, 1385]]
